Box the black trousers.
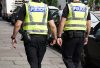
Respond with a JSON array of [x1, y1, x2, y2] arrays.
[[62, 31, 84, 68], [23, 35, 47, 68]]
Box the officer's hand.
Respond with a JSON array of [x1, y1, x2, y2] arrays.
[[50, 39, 56, 45], [57, 38, 62, 46], [11, 36, 17, 48], [12, 39, 17, 48], [84, 37, 88, 45]]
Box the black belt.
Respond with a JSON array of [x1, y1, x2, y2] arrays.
[[64, 30, 85, 33], [30, 34, 47, 37], [64, 30, 85, 38]]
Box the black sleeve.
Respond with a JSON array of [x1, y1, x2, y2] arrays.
[[17, 4, 26, 21], [62, 4, 69, 18], [48, 9, 53, 21], [87, 11, 91, 20]]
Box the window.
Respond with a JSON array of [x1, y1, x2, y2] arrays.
[[91, 13, 99, 23], [95, 29, 100, 36], [94, 28, 100, 41], [90, 13, 99, 28]]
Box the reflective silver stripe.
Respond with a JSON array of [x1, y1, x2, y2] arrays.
[[26, 30, 48, 33], [28, 2, 34, 22], [65, 24, 86, 27], [27, 3, 47, 25], [42, 4, 47, 24], [84, 7, 88, 19], [23, 22, 47, 26], [69, 4, 75, 18], [68, 18, 86, 20], [69, 3, 87, 20]]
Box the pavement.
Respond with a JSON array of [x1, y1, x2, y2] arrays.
[[0, 19, 66, 68]]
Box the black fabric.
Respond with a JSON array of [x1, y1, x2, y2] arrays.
[[17, 4, 53, 21], [23, 35, 47, 68], [32, 0, 40, 2], [62, 32, 84, 68], [62, 4, 69, 18], [64, 31, 85, 38], [62, 4, 91, 20]]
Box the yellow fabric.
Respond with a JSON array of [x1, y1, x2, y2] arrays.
[[23, 25, 47, 30], [64, 2, 88, 31], [23, 2, 48, 34], [24, 2, 48, 23], [23, 25, 48, 34]]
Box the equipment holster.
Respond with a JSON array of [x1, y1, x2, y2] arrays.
[[21, 31, 31, 42]]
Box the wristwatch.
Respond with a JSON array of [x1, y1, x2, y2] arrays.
[[11, 36, 15, 39]]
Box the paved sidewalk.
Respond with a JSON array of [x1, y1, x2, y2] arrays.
[[0, 20, 66, 68]]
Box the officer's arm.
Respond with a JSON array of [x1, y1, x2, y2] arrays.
[[57, 4, 68, 38], [86, 20, 91, 37], [57, 17, 66, 38], [49, 20, 57, 39], [11, 20, 23, 39], [85, 12, 91, 38], [11, 4, 25, 39]]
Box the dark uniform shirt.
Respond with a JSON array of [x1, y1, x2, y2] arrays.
[[17, 4, 53, 21], [62, 4, 91, 20]]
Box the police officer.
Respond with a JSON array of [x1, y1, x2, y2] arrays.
[[57, 0, 91, 68], [11, 0, 57, 68]]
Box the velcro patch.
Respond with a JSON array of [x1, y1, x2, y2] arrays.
[[30, 6, 46, 12], [72, 6, 86, 12]]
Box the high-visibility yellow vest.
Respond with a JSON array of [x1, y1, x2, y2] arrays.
[[23, 2, 48, 35], [64, 2, 88, 31]]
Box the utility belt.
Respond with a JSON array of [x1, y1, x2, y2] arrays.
[[29, 34, 47, 37], [22, 31, 47, 41], [64, 30, 85, 38]]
